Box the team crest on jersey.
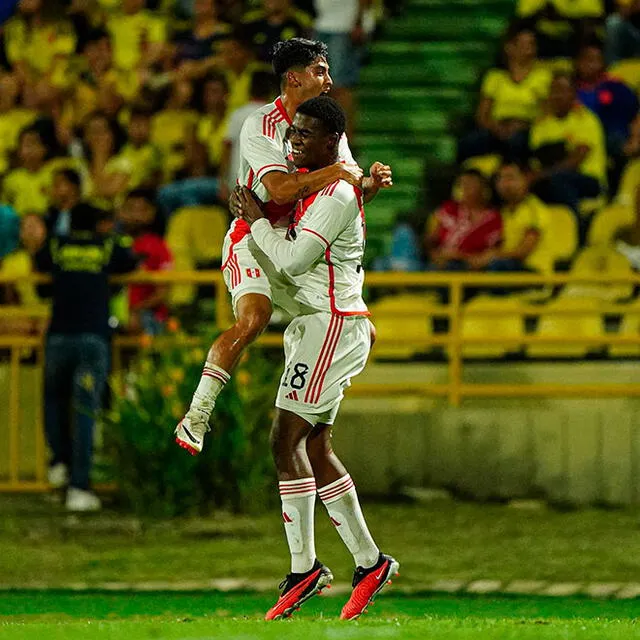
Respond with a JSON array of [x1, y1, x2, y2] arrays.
[[246, 268, 261, 278]]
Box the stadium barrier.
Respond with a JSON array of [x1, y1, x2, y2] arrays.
[[1, 270, 639, 491]]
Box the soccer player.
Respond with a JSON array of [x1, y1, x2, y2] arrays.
[[176, 38, 392, 455], [236, 96, 399, 621]]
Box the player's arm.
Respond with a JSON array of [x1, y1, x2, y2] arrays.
[[261, 163, 363, 205], [237, 189, 324, 275]]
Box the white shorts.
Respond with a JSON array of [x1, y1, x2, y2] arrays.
[[221, 229, 299, 317], [276, 312, 371, 426]]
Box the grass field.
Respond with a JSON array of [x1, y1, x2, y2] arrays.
[[2, 592, 640, 640]]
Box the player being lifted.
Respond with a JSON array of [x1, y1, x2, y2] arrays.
[[236, 96, 399, 621], [175, 38, 392, 454]]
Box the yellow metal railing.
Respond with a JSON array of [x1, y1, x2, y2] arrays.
[[1, 270, 640, 491]]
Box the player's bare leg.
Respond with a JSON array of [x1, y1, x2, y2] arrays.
[[307, 424, 399, 620], [175, 294, 272, 455], [265, 409, 333, 620]]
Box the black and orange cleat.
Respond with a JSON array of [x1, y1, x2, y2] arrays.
[[265, 560, 333, 621], [340, 553, 400, 620]]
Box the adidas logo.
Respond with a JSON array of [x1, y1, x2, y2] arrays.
[[285, 390, 299, 401]]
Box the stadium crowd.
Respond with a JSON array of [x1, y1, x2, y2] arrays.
[[0, 0, 382, 336], [381, 3, 640, 276]]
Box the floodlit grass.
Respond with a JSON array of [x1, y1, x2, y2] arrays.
[[2, 497, 640, 586], [1, 593, 640, 640]]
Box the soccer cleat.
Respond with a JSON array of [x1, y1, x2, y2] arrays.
[[66, 488, 102, 512], [265, 560, 333, 620], [340, 553, 400, 620], [175, 412, 210, 455]]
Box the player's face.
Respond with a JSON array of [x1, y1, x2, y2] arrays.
[[296, 57, 332, 101], [289, 113, 335, 170]]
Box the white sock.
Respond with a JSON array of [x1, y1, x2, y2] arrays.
[[318, 475, 379, 568], [279, 477, 317, 574], [188, 362, 230, 419]]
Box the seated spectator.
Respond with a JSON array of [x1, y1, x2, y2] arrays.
[[46, 168, 83, 237], [216, 29, 271, 113], [575, 41, 639, 161], [490, 160, 553, 273], [120, 107, 164, 190], [119, 189, 173, 335], [243, 0, 313, 62], [458, 25, 551, 165], [0, 205, 20, 261], [220, 70, 278, 194], [81, 112, 133, 206], [70, 29, 139, 130], [314, 0, 374, 142], [530, 71, 607, 214], [151, 79, 199, 180], [171, 0, 232, 69], [605, 0, 640, 63], [2, 126, 55, 216], [515, 0, 604, 60], [26, 204, 138, 511], [3, 0, 77, 100], [106, 0, 167, 72], [616, 183, 640, 268], [617, 115, 640, 205], [372, 213, 423, 272], [157, 73, 227, 216], [0, 73, 38, 175], [424, 169, 502, 271]]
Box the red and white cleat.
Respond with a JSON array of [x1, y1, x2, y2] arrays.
[[265, 560, 333, 621], [174, 414, 210, 455], [340, 553, 400, 620]]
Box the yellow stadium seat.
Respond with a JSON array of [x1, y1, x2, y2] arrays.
[[546, 205, 579, 263], [609, 59, 640, 95], [459, 295, 525, 359], [587, 204, 634, 247], [562, 246, 634, 301], [527, 297, 605, 359], [167, 205, 228, 306], [610, 299, 640, 357], [369, 293, 441, 360], [616, 159, 640, 208]]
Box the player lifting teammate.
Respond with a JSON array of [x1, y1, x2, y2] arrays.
[[236, 96, 399, 621], [175, 38, 392, 455]]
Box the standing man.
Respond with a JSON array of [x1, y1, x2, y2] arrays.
[[176, 38, 392, 455], [26, 204, 138, 511], [237, 96, 398, 621]]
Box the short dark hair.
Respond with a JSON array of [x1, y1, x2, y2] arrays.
[[250, 71, 278, 101], [55, 168, 81, 189], [459, 168, 487, 182], [70, 203, 104, 232], [296, 96, 346, 137], [126, 187, 157, 207], [271, 38, 329, 79], [500, 158, 530, 173], [129, 105, 152, 120], [82, 28, 109, 52], [551, 69, 576, 86]]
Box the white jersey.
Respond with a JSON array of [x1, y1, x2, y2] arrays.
[[231, 96, 355, 240], [286, 179, 369, 316]]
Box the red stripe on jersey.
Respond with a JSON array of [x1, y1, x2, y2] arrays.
[[325, 246, 370, 317], [257, 163, 288, 179], [301, 228, 329, 248], [308, 316, 344, 404], [304, 315, 343, 404]]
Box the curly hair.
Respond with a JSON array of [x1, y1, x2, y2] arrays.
[[296, 96, 346, 137]]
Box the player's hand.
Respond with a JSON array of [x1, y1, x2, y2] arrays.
[[237, 187, 265, 225], [229, 186, 243, 218], [369, 162, 393, 189], [337, 163, 364, 187]]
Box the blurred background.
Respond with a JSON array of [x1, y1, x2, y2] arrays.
[[0, 0, 639, 572]]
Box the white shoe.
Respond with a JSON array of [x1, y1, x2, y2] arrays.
[[48, 463, 69, 489], [175, 412, 210, 455], [66, 488, 102, 512]]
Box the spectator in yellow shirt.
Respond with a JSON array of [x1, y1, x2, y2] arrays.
[[529, 71, 606, 214], [486, 160, 554, 274], [2, 126, 55, 217], [458, 25, 551, 165], [120, 107, 164, 190], [106, 0, 167, 71]]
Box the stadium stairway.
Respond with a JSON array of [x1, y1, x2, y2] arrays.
[[357, 0, 514, 260]]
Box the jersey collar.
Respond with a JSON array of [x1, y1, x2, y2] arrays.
[[275, 96, 293, 125]]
